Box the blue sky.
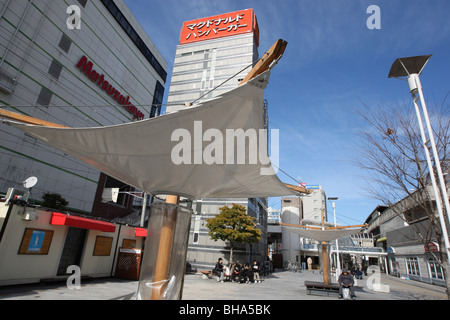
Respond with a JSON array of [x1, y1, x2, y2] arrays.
[[124, 0, 450, 225]]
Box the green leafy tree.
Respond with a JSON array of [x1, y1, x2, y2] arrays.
[[205, 204, 262, 264], [42, 192, 69, 211]]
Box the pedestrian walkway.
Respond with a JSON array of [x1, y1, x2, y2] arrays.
[[0, 270, 447, 300], [181, 270, 448, 300]]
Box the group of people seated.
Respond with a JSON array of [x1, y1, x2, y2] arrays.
[[213, 258, 261, 284]]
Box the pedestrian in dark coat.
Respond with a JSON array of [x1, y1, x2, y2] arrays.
[[338, 268, 356, 299], [214, 258, 224, 282], [242, 263, 254, 284], [232, 263, 241, 282]]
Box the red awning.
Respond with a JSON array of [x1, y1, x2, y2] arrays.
[[135, 227, 147, 237], [50, 212, 116, 233]]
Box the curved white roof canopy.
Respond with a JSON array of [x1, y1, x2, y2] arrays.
[[281, 225, 364, 242], [7, 71, 294, 200]]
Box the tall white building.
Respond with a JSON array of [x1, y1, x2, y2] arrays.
[[301, 185, 328, 223], [281, 186, 329, 267], [0, 0, 167, 218], [165, 8, 259, 113], [165, 9, 267, 270]]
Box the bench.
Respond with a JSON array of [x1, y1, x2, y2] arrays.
[[201, 270, 232, 281], [304, 281, 340, 297], [200, 270, 214, 279]]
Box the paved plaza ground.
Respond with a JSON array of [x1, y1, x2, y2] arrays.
[[0, 270, 447, 301]]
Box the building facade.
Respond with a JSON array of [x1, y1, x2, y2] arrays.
[[365, 186, 449, 287], [165, 8, 259, 113], [0, 195, 146, 286], [280, 197, 302, 264], [0, 0, 167, 218], [300, 185, 328, 222], [280, 186, 328, 267], [165, 9, 267, 271]]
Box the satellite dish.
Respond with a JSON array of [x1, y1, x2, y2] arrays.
[[23, 176, 38, 189]]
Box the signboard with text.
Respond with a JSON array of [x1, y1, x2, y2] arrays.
[[424, 241, 439, 253], [179, 9, 259, 46]]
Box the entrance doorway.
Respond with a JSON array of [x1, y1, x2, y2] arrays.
[[57, 227, 87, 275]]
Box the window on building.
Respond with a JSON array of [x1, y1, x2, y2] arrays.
[[100, 0, 167, 82], [193, 215, 201, 244], [48, 59, 63, 80], [151, 81, 164, 118], [77, 0, 88, 7], [428, 258, 444, 280], [406, 257, 420, 276], [36, 87, 53, 106], [58, 34, 72, 53], [102, 175, 130, 207]]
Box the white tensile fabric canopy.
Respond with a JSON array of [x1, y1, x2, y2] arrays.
[[281, 225, 364, 242], [7, 71, 294, 200]]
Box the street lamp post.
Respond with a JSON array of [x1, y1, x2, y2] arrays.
[[328, 197, 340, 280], [389, 55, 450, 268]]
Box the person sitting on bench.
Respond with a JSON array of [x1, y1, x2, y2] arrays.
[[232, 262, 242, 282], [242, 263, 254, 284], [213, 258, 224, 282], [338, 268, 356, 299]]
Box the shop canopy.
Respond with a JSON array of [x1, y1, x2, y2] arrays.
[[50, 212, 116, 233], [6, 71, 294, 200], [135, 227, 147, 237]]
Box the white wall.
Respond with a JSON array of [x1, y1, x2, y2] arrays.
[[0, 202, 143, 286]]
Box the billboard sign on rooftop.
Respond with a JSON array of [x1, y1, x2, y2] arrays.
[[179, 9, 259, 46]]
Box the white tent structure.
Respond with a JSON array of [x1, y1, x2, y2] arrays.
[[280, 224, 364, 243], [5, 70, 293, 200], [280, 223, 367, 288]]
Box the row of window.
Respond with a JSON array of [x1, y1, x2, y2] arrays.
[[100, 0, 167, 82], [402, 256, 445, 280], [151, 81, 164, 117], [38, 31, 164, 121], [36, 34, 73, 107]]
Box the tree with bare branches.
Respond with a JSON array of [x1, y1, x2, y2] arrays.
[[355, 98, 450, 298]]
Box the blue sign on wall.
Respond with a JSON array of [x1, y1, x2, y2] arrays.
[[28, 230, 46, 252]]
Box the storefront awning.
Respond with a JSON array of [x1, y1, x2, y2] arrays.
[[50, 212, 116, 233], [135, 227, 147, 237]]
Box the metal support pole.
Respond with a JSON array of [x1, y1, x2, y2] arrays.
[[332, 201, 341, 280], [409, 74, 450, 267], [140, 192, 148, 228], [414, 75, 450, 223]]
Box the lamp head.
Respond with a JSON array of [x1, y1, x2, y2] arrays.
[[388, 54, 432, 79]]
